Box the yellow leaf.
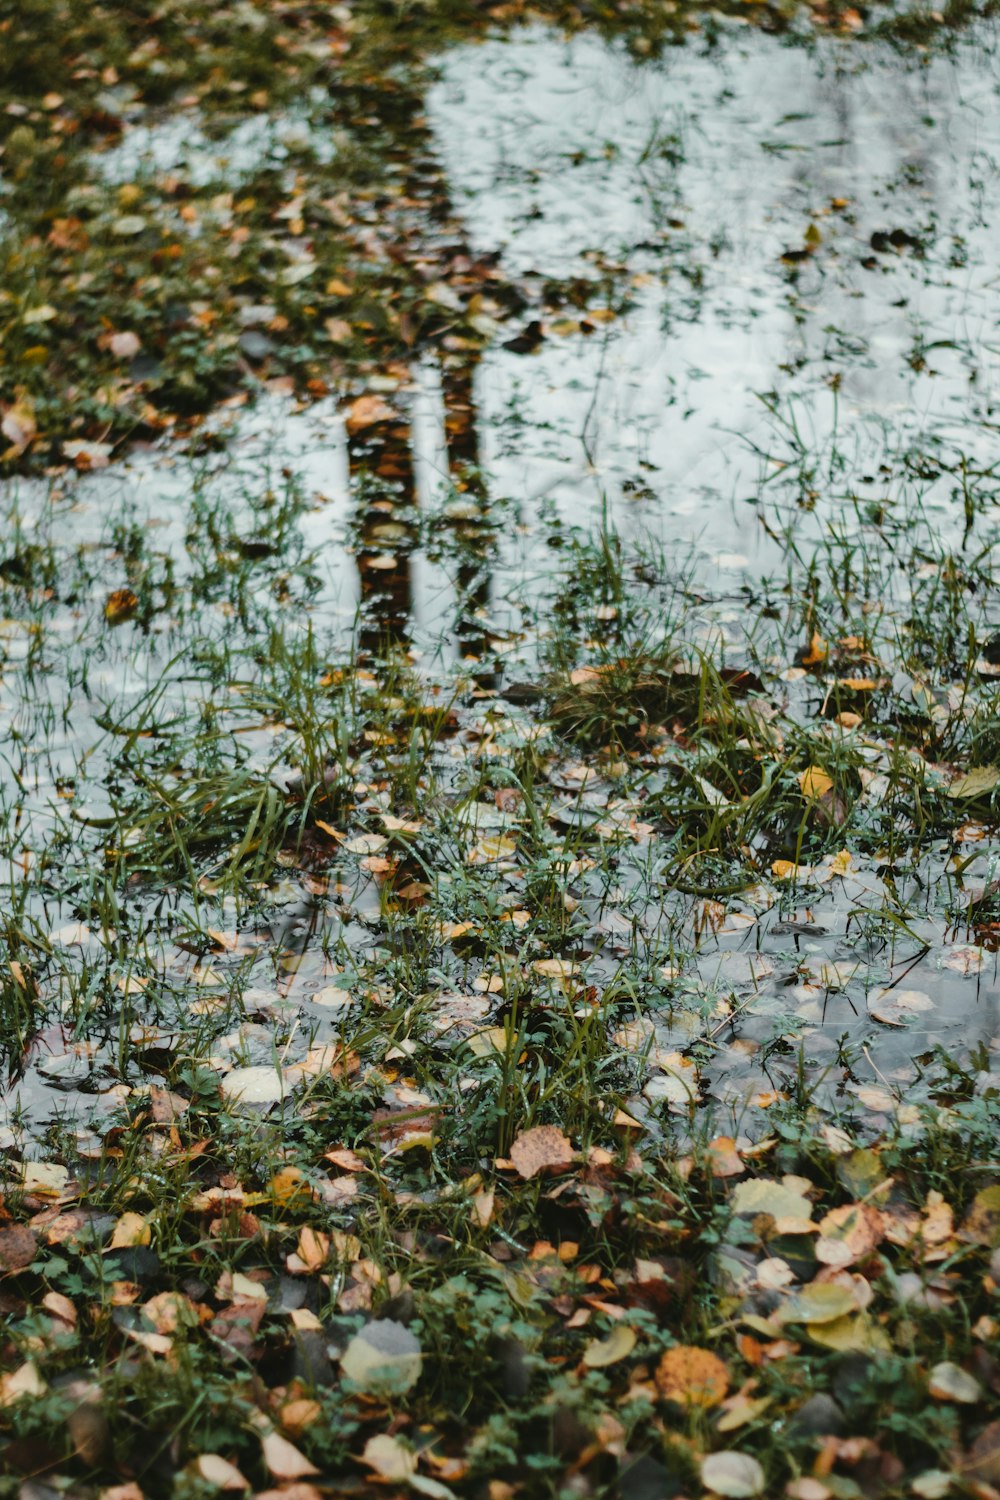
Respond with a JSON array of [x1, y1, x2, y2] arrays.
[[269, 1167, 312, 1206], [800, 631, 828, 667], [798, 766, 833, 800], [583, 1323, 637, 1368], [109, 1212, 151, 1249], [656, 1345, 729, 1408]]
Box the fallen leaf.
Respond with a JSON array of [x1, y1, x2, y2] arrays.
[[509, 1125, 575, 1180], [583, 1323, 637, 1368], [359, 1433, 418, 1482], [108, 330, 142, 359], [798, 767, 833, 800], [193, 1454, 250, 1491], [928, 1361, 982, 1403], [104, 588, 139, 624], [814, 1203, 883, 1268], [701, 1450, 765, 1497], [20, 1161, 70, 1198], [1, 397, 37, 455], [0, 1224, 37, 1274], [948, 765, 1000, 799], [778, 1284, 858, 1325], [345, 393, 396, 434], [220, 1066, 286, 1106], [655, 1346, 729, 1408], [109, 1212, 151, 1249], [340, 1319, 422, 1394], [731, 1179, 812, 1221], [260, 1430, 319, 1481]]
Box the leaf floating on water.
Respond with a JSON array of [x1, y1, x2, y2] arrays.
[[868, 987, 934, 1028], [947, 765, 1000, 799], [220, 1066, 286, 1106], [104, 588, 139, 624], [509, 1125, 575, 1180]]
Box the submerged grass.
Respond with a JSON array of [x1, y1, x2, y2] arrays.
[[0, 0, 999, 1494]]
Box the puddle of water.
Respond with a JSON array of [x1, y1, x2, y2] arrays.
[[430, 25, 1000, 580], [2, 19, 1000, 1147]]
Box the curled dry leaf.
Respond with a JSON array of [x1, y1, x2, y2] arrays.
[[655, 1345, 729, 1408], [509, 1125, 575, 1180]]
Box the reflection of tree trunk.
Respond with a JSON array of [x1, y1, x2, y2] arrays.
[[347, 405, 417, 655], [441, 349, 493, 670], [341, 84, 498, 665], [345, 345, 498, 670]]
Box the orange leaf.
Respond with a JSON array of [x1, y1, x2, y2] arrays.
[[655, 1345, 729, 1408]]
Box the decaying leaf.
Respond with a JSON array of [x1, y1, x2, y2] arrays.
[[731, 1178, 812, 1221], [220, 1066, 286, 1106], [0, 1224, 38, 1274], [509, 1125, 575, 1180]]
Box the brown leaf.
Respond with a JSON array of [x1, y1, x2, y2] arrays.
[[105, 588, 139, 625], [509, 1125, 575, 1180], [655, 1345, 729, 1408], [0, 1224, 38, 1274], [345, 393, 396, 435], [815, 1203, 884, 1268]]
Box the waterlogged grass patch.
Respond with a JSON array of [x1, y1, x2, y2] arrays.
[[1, 0, 1000, 1491]]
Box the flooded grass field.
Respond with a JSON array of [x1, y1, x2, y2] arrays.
[[1, 1, 1000, 1495]]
